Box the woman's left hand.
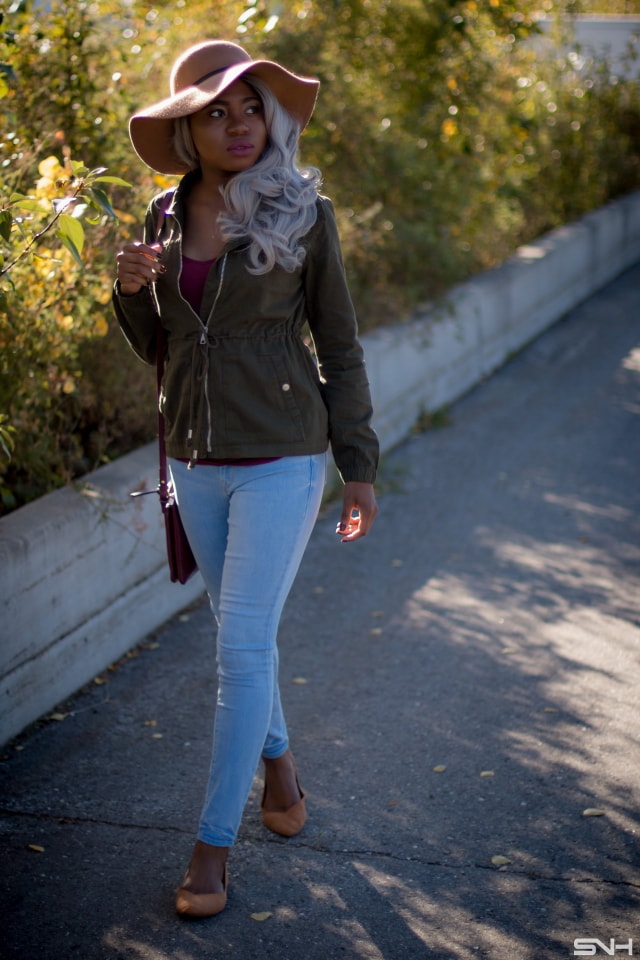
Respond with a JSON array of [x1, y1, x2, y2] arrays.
[[336, 481, 378, 542]]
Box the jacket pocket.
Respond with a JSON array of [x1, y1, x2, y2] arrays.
[[218, 352, 307, 446]]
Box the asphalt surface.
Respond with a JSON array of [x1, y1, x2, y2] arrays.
[[2, 263, 639, 960]]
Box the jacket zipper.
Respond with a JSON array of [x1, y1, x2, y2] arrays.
[[188, 252, 228, 466]]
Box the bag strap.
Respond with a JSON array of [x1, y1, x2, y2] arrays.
[[128, 191, 174, 504], [152, 194, 173, 502], [156, 325, 169, 500]]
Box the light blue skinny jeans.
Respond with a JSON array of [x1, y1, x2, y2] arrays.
[[169, 454, 326, 847]]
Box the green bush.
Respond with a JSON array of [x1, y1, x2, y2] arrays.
[[258, 0, 640, 315], [1, 0, 639, 514]]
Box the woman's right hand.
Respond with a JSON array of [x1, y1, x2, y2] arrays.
[[116, 242, 164, 295]]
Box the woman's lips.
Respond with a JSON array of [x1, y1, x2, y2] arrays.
[[227, 142, 254, 155]]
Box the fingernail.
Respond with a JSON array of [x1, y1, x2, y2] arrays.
[[339, 523, 346, 531]]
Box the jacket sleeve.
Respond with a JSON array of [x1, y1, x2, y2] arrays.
[[111, 202, 160, 365], [303, 197, 379, 484]]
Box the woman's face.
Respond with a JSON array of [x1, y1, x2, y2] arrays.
[[188, 78, 268, 176]]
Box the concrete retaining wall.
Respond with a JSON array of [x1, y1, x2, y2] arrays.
[[2, 189, 640, 745], [366, 192, 640, 449]]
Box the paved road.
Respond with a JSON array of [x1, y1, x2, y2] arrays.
[[1, 264, 639, 960]]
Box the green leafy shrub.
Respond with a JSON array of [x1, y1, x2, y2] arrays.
[[253, 0, 640, 316], [0, 1, 155, 512]]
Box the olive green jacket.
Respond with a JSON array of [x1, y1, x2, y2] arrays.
[[113, 178, 378, 483]]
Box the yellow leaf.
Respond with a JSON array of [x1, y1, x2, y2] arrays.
[[38, 156, 63, 180], [251, 911, 272, 922], [28, 844, 45, 853], [291, 677, 308, 685], [93, 676, 106, 685], [144, 720, 157, 727], [153, 174, 175, 190], [113, 209, 138, 225], [35, 176, 58, 200], [491, 855, 511, 866], [49, 712, 67, 722], [432, 765, 447, 773], [151, 733, 164, 739], [480, 771, 495, 778], [93, 316, 109, 338], [583, 808, 605, 817]]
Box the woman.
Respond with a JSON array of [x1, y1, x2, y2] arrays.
[[113, 40, 378, 919]]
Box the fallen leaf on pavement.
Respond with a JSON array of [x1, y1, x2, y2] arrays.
[[28, 844, 45, 853], [491, 855, 511, 867], [583, 808, 606, 817], [432, 765, 447, 773], [251, 912, 272, 922]]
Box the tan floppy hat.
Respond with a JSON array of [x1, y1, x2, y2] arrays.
[[129, 40, 320, 175]]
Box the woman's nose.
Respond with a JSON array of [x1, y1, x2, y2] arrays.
[[227, 112, 249, 133]]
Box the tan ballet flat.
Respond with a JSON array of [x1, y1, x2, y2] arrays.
[[175, 866, 228, 918], [261, 774, 307, 837]]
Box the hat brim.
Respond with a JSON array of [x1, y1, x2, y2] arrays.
[[130, 60, 319, 175]]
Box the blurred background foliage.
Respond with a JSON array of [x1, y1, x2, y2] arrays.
[[0, 0, 639, 513]]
